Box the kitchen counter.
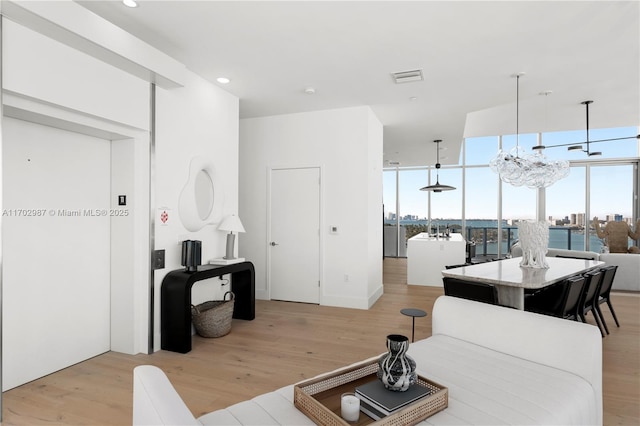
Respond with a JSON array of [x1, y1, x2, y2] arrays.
[[407, 232, 466, 286]]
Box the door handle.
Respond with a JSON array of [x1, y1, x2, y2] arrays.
[[270, 242, 279, 246]]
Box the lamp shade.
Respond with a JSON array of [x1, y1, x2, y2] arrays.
[[218, 214, 245, 233]]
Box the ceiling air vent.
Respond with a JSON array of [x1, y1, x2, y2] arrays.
[[392, 69, 423, 84]]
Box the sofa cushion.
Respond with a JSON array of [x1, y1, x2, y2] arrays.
[[510, 244, 600, 261], [408, 335, 598, 425], [199, 386, 313, 426], [548, 248, 600, 260]]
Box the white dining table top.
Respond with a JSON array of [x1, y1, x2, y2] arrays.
[[441, 257, 605, 289]]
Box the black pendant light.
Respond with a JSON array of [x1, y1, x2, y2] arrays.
[[567, 100, 602, 156], [420, 140, 456, 192], [531, 98, 639, 153]]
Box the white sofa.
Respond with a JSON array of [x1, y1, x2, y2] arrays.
[[133, 296, 602, 425], [510, 245, 640, 291], [599, 253, 640, 291]]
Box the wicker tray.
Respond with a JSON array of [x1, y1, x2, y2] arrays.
[[294, 359, 447, 426]]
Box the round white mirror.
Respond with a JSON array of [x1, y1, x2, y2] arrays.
[[179, 157, 224, 231], [194, 169, 214, 220]]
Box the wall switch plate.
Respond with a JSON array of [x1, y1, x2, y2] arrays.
[[152, 249, 165, 270]]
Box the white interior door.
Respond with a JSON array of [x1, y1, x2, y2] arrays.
[[269, 167, 320, 303], [2, 117, 111, 390]]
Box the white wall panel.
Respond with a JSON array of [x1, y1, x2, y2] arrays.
[[153, 71, 239, 350], [2, 117, 111, 391], [239, 106, 383, 309], [2, 19, 149, 131]]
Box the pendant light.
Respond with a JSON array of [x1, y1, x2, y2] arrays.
[[489, 73, 569, 188], [567, 100, 602, 156], [420, 140, 456, 192], [530, 98, 639, 154]]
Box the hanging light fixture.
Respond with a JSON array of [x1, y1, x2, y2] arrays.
[[532, 90, 553, 151], [420, 139, 456, 192], [567, 101, 601, 156], [531, 99, 639, 154], [489, 73, 570, 189]]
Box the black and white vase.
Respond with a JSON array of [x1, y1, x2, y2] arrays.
[[377, 334, 417, 391]]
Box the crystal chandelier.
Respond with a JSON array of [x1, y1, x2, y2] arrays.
[[489, 73, 569, 189]]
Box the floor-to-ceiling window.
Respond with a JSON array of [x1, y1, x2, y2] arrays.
[[590, 163, 636, 251], [401, 169, 429, 248], [545, 126, 638, 252], [383, 126, 639, 258], [383, 169, 398, 256], [546, 165, 588, 250], [464, 136, 502, 256]]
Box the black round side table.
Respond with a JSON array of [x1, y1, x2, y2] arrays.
[[400, 308, 427, 342]]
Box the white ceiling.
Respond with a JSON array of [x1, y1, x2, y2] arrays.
[[76, 0, 640, 167]]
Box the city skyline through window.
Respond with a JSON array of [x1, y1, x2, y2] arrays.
[[383, 126, 638, 257], [384, 126, 637, 221]]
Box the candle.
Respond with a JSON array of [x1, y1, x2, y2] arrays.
[[341, 392, 360, 422]]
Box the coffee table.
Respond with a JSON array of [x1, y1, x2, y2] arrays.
[[294, 359, 447, 425]]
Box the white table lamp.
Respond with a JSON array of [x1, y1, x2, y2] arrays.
[[218, 215, 245, 259]]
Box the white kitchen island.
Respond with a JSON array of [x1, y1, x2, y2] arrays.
[[407, 232, 466, 286]]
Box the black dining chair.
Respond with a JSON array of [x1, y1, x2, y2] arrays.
[[524, 275, 586, 320], [594, 266, 620, 334], [445, 263, 471, 269], [443, 277, 499, 305], [579, 270, 605, 337]]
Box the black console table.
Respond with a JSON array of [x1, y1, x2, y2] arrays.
[[161, 261, 255, 353]]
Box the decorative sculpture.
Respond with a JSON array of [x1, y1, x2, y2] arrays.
[[377, 334, 417, 391], [517, 221, 549, 268], [593, 217, 640, 254]]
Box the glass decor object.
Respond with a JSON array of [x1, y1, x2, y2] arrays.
[[517, 221, 549, 269], [490, 146, 570, 189], [489, 73, 569, 189], [377, 334, 417, 391]]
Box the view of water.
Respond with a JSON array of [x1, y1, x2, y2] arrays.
[[386, 219, 604, 255]]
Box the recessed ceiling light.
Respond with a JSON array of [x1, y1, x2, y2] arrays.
[[122, 0, 138, 8], [216, 77, 231, 84], [304, 87, 316, 95]]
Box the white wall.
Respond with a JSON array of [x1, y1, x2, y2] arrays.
[[239, 106, 383, 309], [153, 71, 239, 350], [367, 112, 384, 303], [111, 139, 136, 353], [2, 3, 240, 362], [2, 17, 151, 364], [2, 19, 149, 131]]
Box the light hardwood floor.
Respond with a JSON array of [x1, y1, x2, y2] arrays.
[[3, 258, 639, 425]]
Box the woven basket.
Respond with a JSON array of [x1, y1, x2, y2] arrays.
[[191, 291, 235, 338]]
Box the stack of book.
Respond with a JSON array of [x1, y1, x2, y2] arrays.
[[355, 379, 431, 420]]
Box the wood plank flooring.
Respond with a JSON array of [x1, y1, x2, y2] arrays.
[[2, 258, 639, 425]]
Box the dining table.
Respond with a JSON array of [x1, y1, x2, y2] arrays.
[[441, 257, 605, 309]]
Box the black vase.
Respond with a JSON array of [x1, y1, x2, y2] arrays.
[[377, 334, 417, 391]]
